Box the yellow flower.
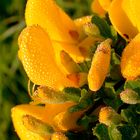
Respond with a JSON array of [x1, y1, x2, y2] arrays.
[[18, 0, 100, 90], [11, 102, 77, 140], [18, 25, 78, 90], [13, 1, 97, 139], [12, 90, 87, 140]]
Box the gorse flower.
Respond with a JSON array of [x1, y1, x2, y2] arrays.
[[11, 0, 140, 140], [19, 0, 84, 90]]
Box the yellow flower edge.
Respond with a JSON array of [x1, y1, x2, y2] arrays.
[[18, 25, 78, 89], [108, 0, 138, 40], [122, 0, 137, 28], [128, 0, 140, 31], [121, 33, 140, 80], [25, 0, 78, 44], [11, 104, 51, 140]]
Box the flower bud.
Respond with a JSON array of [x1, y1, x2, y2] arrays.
[[22, 115, 54, 136], [32, 86, 68, 104], [120, 89, 140, 104], [99, 107, 122, 126]]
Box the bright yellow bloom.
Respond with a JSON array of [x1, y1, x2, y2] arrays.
[[121, 33, 140, 80], [18, 0, 100, 90], [12, 0, 140, 139], [18, 25, 78, 89], [11, 102, 78, 140]]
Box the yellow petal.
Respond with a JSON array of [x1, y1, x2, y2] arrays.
[[58, 50, 80, 74], [108, 0, 138, 40], [18, 25, 78, 89], [53, 110, 84, 132], [66, 73, 87, 87], [25, 0, 78, 43], [98, 0, 112, 11], [74, 16, 92, 29], [78, 36, 103, 58], [122, 0, 137, 28], [52, 41, 84, 63], [128, 0, 140, 31], [12, 103, 75, 140], [11, 105, 51, 140], [91, 0, 106, 17], [121, 33, 140, 80]]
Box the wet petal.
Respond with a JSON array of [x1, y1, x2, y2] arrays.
[[108, 0, 138, 40], [18, 25, 78, 89], [121, 33, 140, 80], [25, 0, 78, 43]]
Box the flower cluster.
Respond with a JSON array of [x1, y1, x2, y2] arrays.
[[11, 0, 140, 140]]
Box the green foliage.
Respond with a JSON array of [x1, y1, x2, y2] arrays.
[[68, 89, 94, 113], [92, 15, 112, 39], [108, 125, 122, 140], [124, 79, 140, 94], [63, 87, 81, 102], [93, 124, 110, 140], [0, 0, 29, 140]]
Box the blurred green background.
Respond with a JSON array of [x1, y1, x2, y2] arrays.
[[0, 0, 92, 139]]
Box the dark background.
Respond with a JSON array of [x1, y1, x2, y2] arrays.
[[0, 0, 92, 139]]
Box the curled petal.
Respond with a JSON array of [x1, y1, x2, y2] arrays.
[[25, 0, 78, 43], [109, 0, 138, 40], [18, 25, 78, 89]]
